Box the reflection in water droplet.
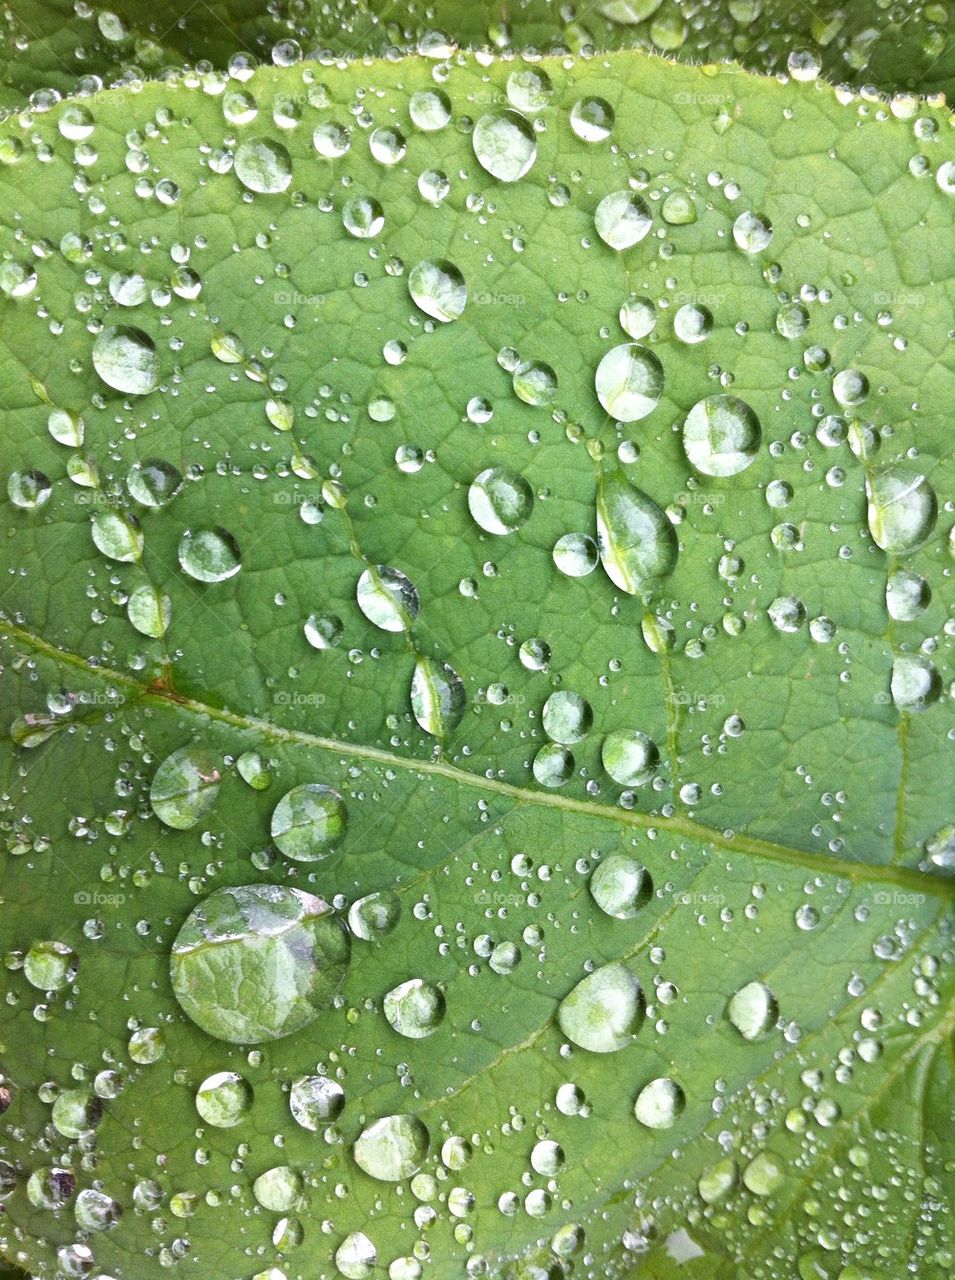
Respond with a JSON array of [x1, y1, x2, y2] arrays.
[[270, 783, 347, 862], [150, 746, 221, 829], [727, 981, 778, 1040], [619, 295, 656, 339], [195, 1072, 253, 1128], [742, 1150, 785, 1196], [590, 855, 653, 918], [51, 1088, 102, 1138], [595, 343, 664, 422], [532, 742, 574, 788], [383, 978, 446, 1039], [356, 564, 420, 632], [683, 395, 761, 476], [8, 469, 52, 509], [513, 359, 558, 406], [553, 532, 599, 577], [348, 891, 401, 941], [353, 1114, 430, 1182], [127, 585, 171, 638], [595, 190, 652, 249], [290, 1074, 345, 1129], [335, 1231, 377, 1278], [558, 962, 644, 1052], [886, 569, 930, 621], [408, 259, 467, 322], [891, 654, 940, 711], [92, 326, 158, 395], [570, 97, 615, 142], [170, 884, 350, 1044], [305, 612, 343, 650], [127, 459, 182, 507], [634, 1077, 685, 1129], [91, 509, 143, 563], [866, 468, 937, 554], [596, 471, 678, 597], [468, 467, 534, 534], [472, 110, 537, 182], [411, 655, 466, 736], [733, 211, 773, 253], [178, 527, 241, 582], [234, 137, 292, 193], [24, 940, 78, 991], [542, 691, 592, 744]]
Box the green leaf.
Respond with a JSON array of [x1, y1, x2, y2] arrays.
[[0, 33, 953, 1280]]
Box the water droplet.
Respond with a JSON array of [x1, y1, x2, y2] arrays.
[[595, 343, 664, 421], [698, 1157, 738, 1204], [91, 509, 143, 563], [768, 595, 806, 632], [570, 97, 615, 142], [468, 467, 533, 534], [866, 468, 938, 553], [347, 891, 401, 941], [590, 855, 653, 918], [619, 295, 656, 339], [408, 259, 467, 322], [634, 1077, 685, 1128], [51, 1089, 102, 1138], [178, 527, 241, 582], [595, 190, 652, 249], [553, 532, 599, 577], [170, 885, 350, 1044], [733, 211, 773, 253], [353, 1114, 430, 1181], [254, 1166, 302, 1211], [126, 585, 171, 638], [195, 1072, 253, 1127], [411, 656, 466, 736], [542, 691, 592, 744], [727, 981, 778, 1040], [24, 940, 77, 991], [92, 325, 158, 396], [532, 743, 574, 788], [683, 395, 761, 476], [8, 469, 52, 510], [673, 303, 712, 344], [384, 978, 446, 1039], [335, 1231, 376, 1278], [891, 654, 940, 711], [601, 728, 659, 786], [742, 1150, 785, 1196], [356, 564, 420, 632], [290, 1074, 345, 1129], [270, 784, 347, 862], [558, 962, 644, 1053], [342, 194, 385, 238], [305, 612, 344, 650], [127, 458, 182, 507], [596, 470, 678, 597], [472, 110, 537, 182], [886, 569, 930, 621], [150, 746, 220, 829], [234, 138, 292, 193]]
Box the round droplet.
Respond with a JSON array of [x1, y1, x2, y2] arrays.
[[558, 962, 644, 1053], [235, 138, 292, 193], [336, 1232, 376, 1279], [24, 941, 77, 991], [127, 458, 182, 508], [472, 110, 537, 182], [468, 467, 533, 535], [595, 344, 664, 422], [304, 612, 343, 650], [866, 468, 937, 554], [733, 211, 773, 253], [342, 195, 384, 239], [52, 1089, 102, 1138], [92, 326, 158, 395], [601, 729, 659, 786], [91, 509, 143, 563], [313, 121, 350, 158], [595, 190, 652, 249], [348, 891, 401, 941], [768, 596, 806, 632], [570, 97, 615, 142], [507, 67, 553, 111], [673, 303, 712, 344], [683, 395, 761, 476], [634, 1077, 685, 1128], [195, 1072, 253, 1127], [542, 691, 592, 744], [553, 532, 598, 577], [886, 569, 930, 621], [290, 1074, 345, 1129], [178, 527, 241, 582], [512, 359, 557, 407], [170, 885, 350, 1044], [727, 981, 778, 1040], [8, 469, 52, 509], [356, 564, 420, 632], [353, 1114, 429, 1182], [590, 855, 653, 918], [891, 654, 940, 711], [742, 1150, 785, 1196], [270, 783, 347, 862], [253, 1166, 302, 1212], [408, 259, 467, 322], [127, 584, 171, 638], [150, 746, 221, 829], [532, 743, 574, 788], [619, 295, 655, 339], [384, 979, 446, 1039]]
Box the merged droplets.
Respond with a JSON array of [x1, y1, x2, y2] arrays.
[[383, 978, 446, 1039], [356, 564, 420, 632], [596, 471, 678, 597], [683, 395, 761, 476], [558, 962, 644, 1053], [234, 138, 292, 193], [595, 343, 664, 421], [472, 110, 537, 182], [353, 1114, 429, 1182], [178, 527, 241, 582], [866, 467, 938, 554], [468, 467, 534, 535], [170, 885, 350, 1044], [408, 259, 467, 322], [8, 469, 52, 509], [595, 190, 652, 250], [270, 783, 347, 862], [92, 326, 158, 396]]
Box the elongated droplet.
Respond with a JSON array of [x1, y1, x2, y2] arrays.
[[596, 470, 678, 597], [411, 655, 466, 736], [866, 467, 937, 554]]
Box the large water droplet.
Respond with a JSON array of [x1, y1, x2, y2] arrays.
[[866, 468, 938, 554], [290, 1074, 345, 1129], [890, 654, 940, 711], [589, 855, 653, 918], [411, 655, 466, 736], [472, 110, 537, 182], [383, 978, 446, 1039], [348, 891, 401, 941], [270, 783, 347, 862], [353, 1114, 430, 1181], [595, 190, 652, 249], [178, 527, 242, 582], [92, 326, 158, 396], [542, 691, 592, 744], [468, 467, 533, 534], [596, 471, 678, 597], [91, 509, 143, 562], [558, 962, 644, 1053], [601, 728, 659, 786], [595, 343, 664, 421], [727, 981, 778, 1040], [234, 138, 292, 193], [634, 1077, 685, 1128], [170, 885, 349, 1044], [195, 1072, 254, 1127], [683, 395, 761, 476], [356, 564, 420, 632], [150, 746, 221, 829], [886, 569, 930, 621], [408, 259, 467, 322], [24, 940, 78, 991]]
